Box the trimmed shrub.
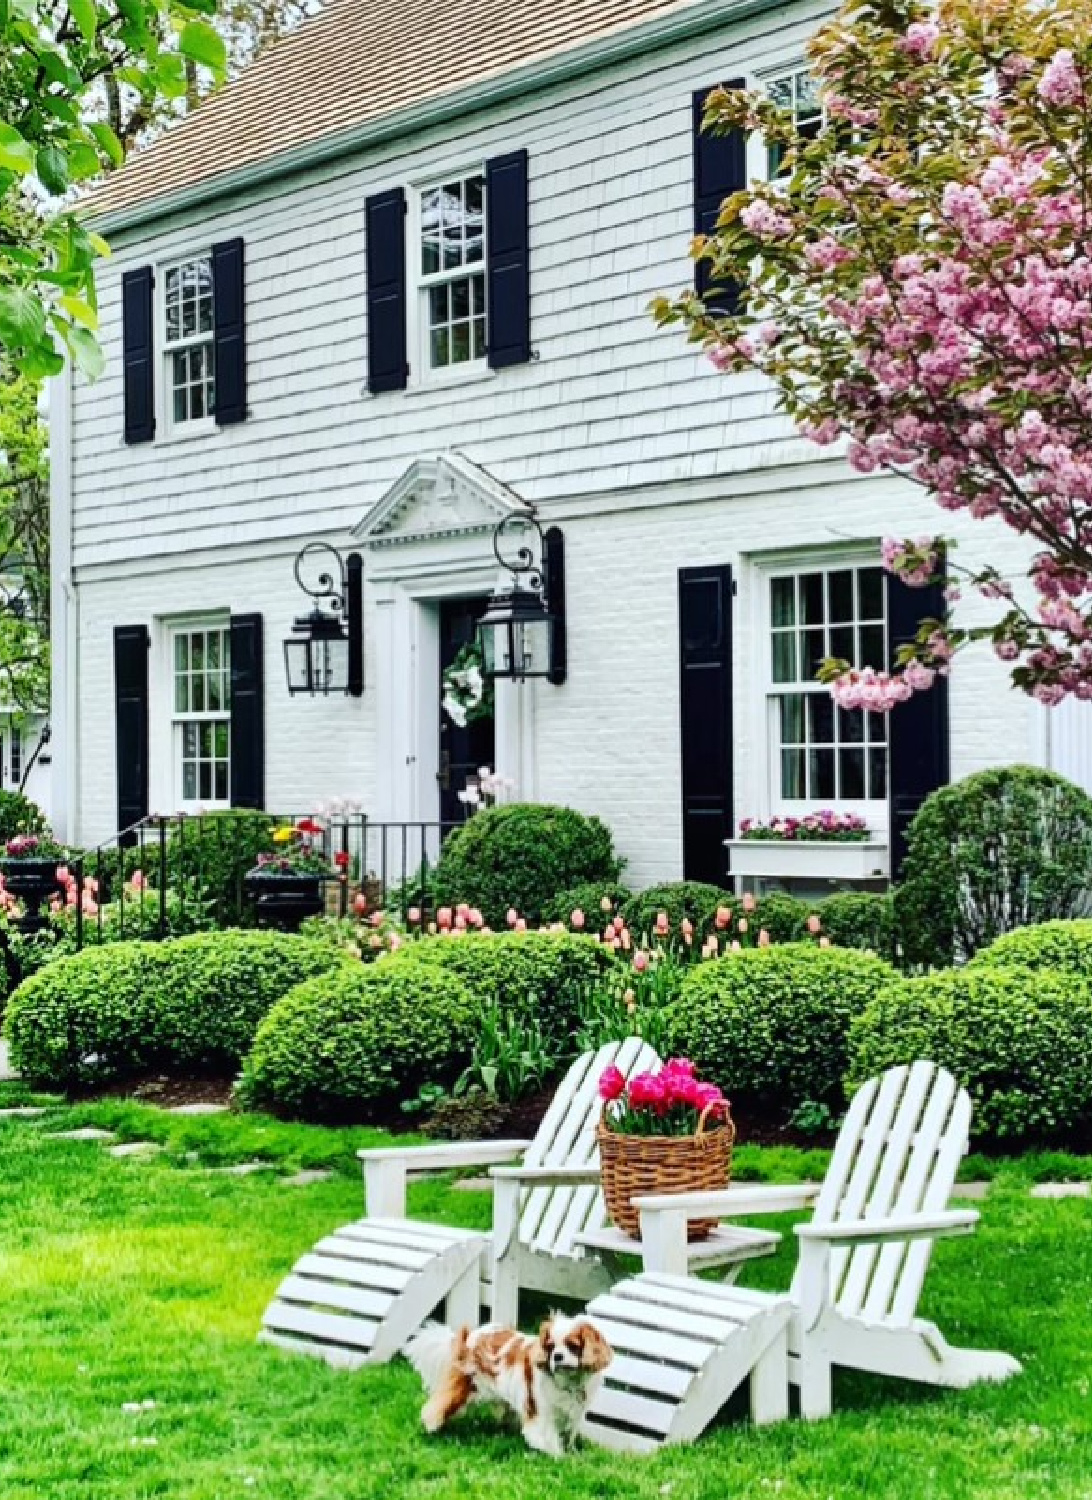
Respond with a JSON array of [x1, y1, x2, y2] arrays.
[[666, 945, 898, 1110], [238, 963, 478, 1119], [393, 931, 618, 1038], [814, 892, 896, 961], [0, 789, 47, 842], [542, 880, 633, 925], [3, 931, 347, 1088], [752, 893, 810, 945], [432, 803, 621, 927], [847, 967, 1092, 1140], [621, 882, 728, 943], [894, 767, 1092, 967], [968, 919, 1092, 981], [164, 811, 277, 924]]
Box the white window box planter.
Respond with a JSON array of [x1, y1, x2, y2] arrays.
[[725, 838, 890, 882]]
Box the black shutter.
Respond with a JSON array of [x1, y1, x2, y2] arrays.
[[693, 81, 747, 314], [230, 613, 265, 810], [886, 570, 950, 877], [212, 237, 247, 425], [114, 625, 149, 836], [365, 188, 408, 393], [122, 266, 155, 443], [486, 149, 530, 368], [679, 565, 734, 883]]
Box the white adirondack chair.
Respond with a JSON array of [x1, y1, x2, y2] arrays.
[[259, 1037, 662, 1367], [582, 1061, 1022, 1451]]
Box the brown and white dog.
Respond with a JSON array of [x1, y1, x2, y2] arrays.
[[405, 1316, 613, 1456]]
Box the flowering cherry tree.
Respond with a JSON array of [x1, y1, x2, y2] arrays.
[[654, 0, 1092, 708]]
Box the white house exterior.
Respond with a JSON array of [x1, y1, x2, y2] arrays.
[[49, 0, 1081, 887]]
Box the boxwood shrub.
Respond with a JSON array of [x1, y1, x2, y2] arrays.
[[3, 930, 347, 1089], [968, 919, 1092, 980], [751, 893, 810, 945], [813, 892, 896, 961], [847, 966, 1092, 1140], [393, 930, 618, 1037], [621, 882, 729, 943], [0, 789, 47, 842], [541, 880, 633, 925], [237, 963, 477, 1119], [894, 766, 1092, 967], [432, 803, 621, 927], [666, 944, 898, 1110]]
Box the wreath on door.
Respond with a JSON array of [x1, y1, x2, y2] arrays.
[[441, 642, 495, 728]]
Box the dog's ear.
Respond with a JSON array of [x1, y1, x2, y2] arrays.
[[578, 1322, 613, 1373], [534, 1319, 554, 1367]]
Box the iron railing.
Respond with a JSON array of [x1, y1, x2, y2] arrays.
[[61, 812, 463, 952]]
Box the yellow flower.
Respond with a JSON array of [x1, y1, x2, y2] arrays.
[[272, 826, 296, 844]]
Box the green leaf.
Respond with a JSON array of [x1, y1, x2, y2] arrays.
[[88, 122, 125, 169], [0, 287, 47, 348], [19, 342, 65, 380], [68, 0, 98, 40], [0, 124, 35, 176], [58, 295, 99, 331], [179, 19, 226, 73], [36, 143, 70, 195], [59, 322, 105, 382], [67, 142, 101, 182], [86, 231, 112, 258]]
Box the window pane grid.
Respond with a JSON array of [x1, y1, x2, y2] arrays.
[[767, 67, 826, 178], [769, 565, 888, 803], [164, 257, 215, 423], [419, 173, 487, 371], [173, 627, 231, 806]]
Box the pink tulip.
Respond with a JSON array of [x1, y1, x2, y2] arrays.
[[758, 928, 771, 947], [468, 908, 484, 928], [807, 914, 822, 935], [738, 918, 749, 934], [570, 908, 586, 930], [515, 918, 527, 932], [454, 914, 467, 931], [654, 911, 670, 936], [716, 905, 732, 929], [353, 893, 369, 916], [407, 906, 421, 924], [507, 908, 519, 928], [613, 915, 625, 934], [389, 933, 403, 951], [681, 918, 694, 938], [456, 903, 470, 921], [742, 892, 756, 913], [598, 1065, 626, 1102], [633, 950, 649, 973], [819, 935, 832, 949], [437, 907, 453, 929], [730, 939, 741, 952]]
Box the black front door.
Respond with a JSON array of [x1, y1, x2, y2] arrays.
[[439, 596, 496, 825]]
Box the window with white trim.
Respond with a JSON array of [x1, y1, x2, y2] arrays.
[[767, 562, 888, 808], [9, 727, 21, 787], [765, 65, 825, 178], [172, 623, 231, 807], [163, 256, 215, 427], [417, 173, 487, 372]]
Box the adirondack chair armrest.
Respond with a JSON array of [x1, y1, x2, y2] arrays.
[[794, 1209, 979, 1246], [633, 1183, 817, 1276], [359, 1140, 533, 1218], [490, 1165, 603, 1185]]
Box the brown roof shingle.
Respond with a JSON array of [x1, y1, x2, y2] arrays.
[[86, 0, 706, 225]]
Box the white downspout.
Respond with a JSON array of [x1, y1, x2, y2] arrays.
[[48, 360, 78, 843]]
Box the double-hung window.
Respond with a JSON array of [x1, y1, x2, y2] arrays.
[[172, 622, 231, 808], [163, 256, 216, 428], [9, 727, 21, 787], [417, 173, 487, 373], [765, 64, 825, 178], [766, 561, 888, 812]]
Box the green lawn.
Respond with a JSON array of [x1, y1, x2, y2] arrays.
[[1, 1094, 1090, 1499]]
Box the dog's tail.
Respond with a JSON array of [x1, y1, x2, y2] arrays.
[[404, 1322, 459, 1394]]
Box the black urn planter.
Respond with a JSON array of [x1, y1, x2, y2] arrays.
[[0, 858, 65, 935], [243, 869, 327, 933]]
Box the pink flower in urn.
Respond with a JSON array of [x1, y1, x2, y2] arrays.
[[598, 1065, 626, 1102], [806, 914, 822, 935], [633, 949, 650, 973], [437, 907, 453, 930], [570, 908, 586, 930], [407, 906, 422, 924], [507, 908, 519, 928]]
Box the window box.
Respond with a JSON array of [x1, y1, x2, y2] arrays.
[[724, 838, 890, 881]]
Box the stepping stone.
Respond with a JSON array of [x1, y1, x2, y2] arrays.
[[1030, 1182, 1091, 1200], [454, 1177, 494, 1192], [0, 1107, 47, 1118], [281, 1169, 333, 1187], [0, 1040, 18, 1082], [108, 1141, 163, 1159], [168, 1103, 229, 1116], [212, 1161, 275, 1176], [51, 1128, 116, 1142], [951, 1181, 991, 1201]]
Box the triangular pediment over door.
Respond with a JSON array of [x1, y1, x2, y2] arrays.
[[353, 452, 531, 550]]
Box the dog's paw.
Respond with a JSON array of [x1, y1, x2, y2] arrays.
[[420, 1401, 445, 1434]]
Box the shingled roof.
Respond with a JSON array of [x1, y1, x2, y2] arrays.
[[85, 0, 709, 226]]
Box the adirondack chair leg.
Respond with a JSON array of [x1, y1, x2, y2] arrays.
[[797, 1345, 833, 1420], [750, 1325, 789, 1426], [445, 1256, 483, 1330], [491, 1175, 522, 1325]]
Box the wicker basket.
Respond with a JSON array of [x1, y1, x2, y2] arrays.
[[597, 1104, 735, 1241]]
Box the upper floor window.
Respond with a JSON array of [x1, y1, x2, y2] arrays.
[[418, 173, 487, 373], [9, 727, 21, 787], [766, 560, 888, 811], [163, 256, 216, 427], [172, 621, 231, 808], [765, 65, 824, 178]]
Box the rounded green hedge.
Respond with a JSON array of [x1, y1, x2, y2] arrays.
[[0, 789, 47, 842], [432, 803, 621, 927], [813, 892, 896, 960], [621, 882, 729, 943], [751, 893, 810, 945], [392, 930, 617, 1037], [847, 966, 1092, 1140], [968, 919, 1092, 980], [3, 930, 347, 1088], [238, 963, 478, 1119], [666, 945, 898, 1109], [894, 766, 1092, 967], [541, 880, 633, 926]]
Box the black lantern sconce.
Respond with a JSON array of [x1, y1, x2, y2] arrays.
[[283, 543, 364, 697], [477, 515, 566, 684]]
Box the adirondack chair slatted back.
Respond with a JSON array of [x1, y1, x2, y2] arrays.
[[792, 1061, 971, 1325], [519, 1038, 662, 1261]]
